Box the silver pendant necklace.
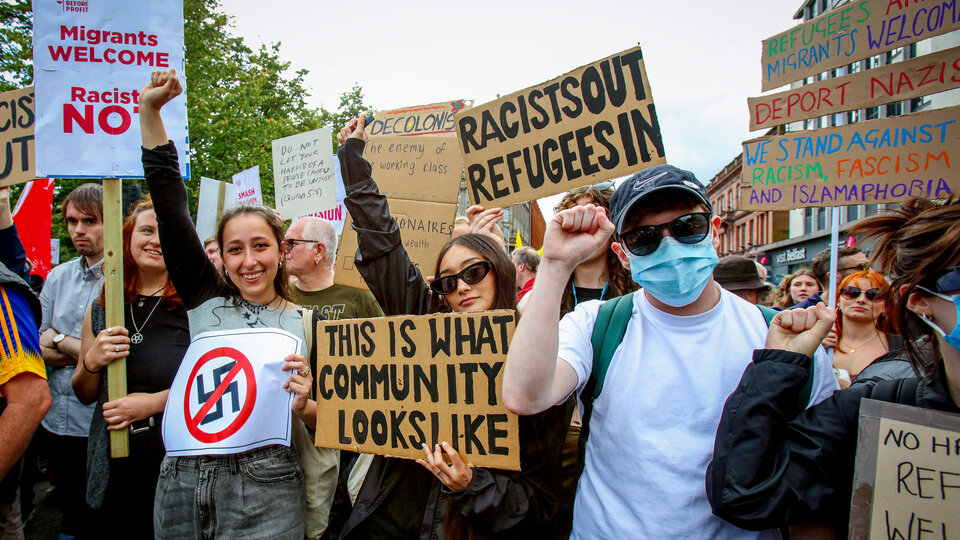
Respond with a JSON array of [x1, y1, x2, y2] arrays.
[[130, 287, 165, 344]]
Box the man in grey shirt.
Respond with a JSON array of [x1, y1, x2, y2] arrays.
[[38, 183, 104, 539]]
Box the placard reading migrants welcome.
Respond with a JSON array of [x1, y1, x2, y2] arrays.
[[0, 87, 35, 187], [762, 0, 960, 91], [367, 100, 473, 137], [751, 45, 960, 131], [456, 47, 665, 207], [848, 400, 960, 540], [33, 0, 189, 177], [272, 128, 336, 219], [740, 104, 959, 210], [314, 311, 520, 470]]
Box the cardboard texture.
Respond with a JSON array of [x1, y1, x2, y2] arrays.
[[196, 177, 237, 242], [362, 137, 463, 204], [456, 46, 665, 208], [849, 400, 960, 540], [366, 100, 473, 137], [272, 127, 336, 219], [0, 87, 36, 187], [334, 198, 457, 291], [739, 104, 960, 211], [750, 46, 960, 131], [761, 0, 960, 91], [313, 310, 521, 470]]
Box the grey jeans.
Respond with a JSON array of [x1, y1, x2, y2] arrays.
[[154, 445, 305, 540]]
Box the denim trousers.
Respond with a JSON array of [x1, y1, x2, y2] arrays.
[[154, 445, 305, 540]]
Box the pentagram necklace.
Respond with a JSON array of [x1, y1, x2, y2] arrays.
[[130, 287, 165, 344]]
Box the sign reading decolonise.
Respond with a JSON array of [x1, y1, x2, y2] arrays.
[[456, 46, 666, 208], [762, 0, 960, 91], [33, 0, 189, 178]]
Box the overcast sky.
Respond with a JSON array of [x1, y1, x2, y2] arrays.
[[220, 0, 806, 188]]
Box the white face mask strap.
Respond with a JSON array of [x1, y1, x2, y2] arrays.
[[919, 312, 948, 337]]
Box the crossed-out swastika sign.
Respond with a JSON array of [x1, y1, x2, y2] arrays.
[[184, 347, 256, 444]]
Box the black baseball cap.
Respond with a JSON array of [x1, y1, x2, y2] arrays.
[[609, 165, 713, 235]]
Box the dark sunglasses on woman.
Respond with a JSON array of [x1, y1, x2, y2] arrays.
[[619, 211, 712, 256], [840, 286, 881, 301], [430, 261, 493, 296]]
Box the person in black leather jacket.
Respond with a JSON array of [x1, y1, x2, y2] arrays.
[[707, 198, 960, 537], [328, 117, 572, 540]]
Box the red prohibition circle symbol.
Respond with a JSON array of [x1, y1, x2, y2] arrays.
[[183, 347, 257, 444]]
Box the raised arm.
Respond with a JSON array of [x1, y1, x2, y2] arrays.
[[139, 69, 223, 309], [336, 119, 433, 316], [0, 187, 29, 281], [502, 204, 613, 415]]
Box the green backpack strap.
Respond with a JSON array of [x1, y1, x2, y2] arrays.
[[755, 305, 813, 409]]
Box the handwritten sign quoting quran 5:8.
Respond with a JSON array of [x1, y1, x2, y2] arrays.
[[314, 311, 520, 470], [849, 400, 960, 540], [272, 127, 336, 219], [456, 46, 665, 208], [739, 104, 959, 210]]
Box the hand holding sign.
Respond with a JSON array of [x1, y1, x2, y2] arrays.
[[417, 441, 474, 492], [765, 303, 836, 358], [85, 326, 131, 373], [542, 204, 614, 271], [281, 353, 313, 421], [337, 116, 369, 145]]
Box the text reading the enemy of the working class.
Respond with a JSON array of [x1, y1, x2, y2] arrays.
[[456, 47, 665, 207]]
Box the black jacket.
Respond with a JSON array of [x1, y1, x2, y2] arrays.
[[706, 348, 958, 535], [330, 138, 572, 540]]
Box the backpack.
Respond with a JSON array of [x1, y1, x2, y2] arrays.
[[576, 292, 813, 470]]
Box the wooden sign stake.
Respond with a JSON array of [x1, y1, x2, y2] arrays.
[[103, 178, 129, 458]]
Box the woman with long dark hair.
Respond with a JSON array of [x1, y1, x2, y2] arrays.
[[328, 117, 572, 539]]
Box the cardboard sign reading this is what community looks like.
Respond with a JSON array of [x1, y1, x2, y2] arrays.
[[849, 399, 960, 539], [314, 311, 520, 470], [0, 87, 35, 187], [272, 128, 336, 219], [456, 46, 665, 208]]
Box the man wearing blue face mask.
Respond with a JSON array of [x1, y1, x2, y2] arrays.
[[503, 164, 839, 539]]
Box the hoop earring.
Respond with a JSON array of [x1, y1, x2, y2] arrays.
[[224, 269, 229, 277], [314, 260, 319, 267]]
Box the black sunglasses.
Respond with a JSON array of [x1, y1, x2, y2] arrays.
[[619, 212, 712, 256], [283, 238, 317, 252], [430, 261, 493, 296], [840, 286, 881, 301], [838, 262, 870, 273]]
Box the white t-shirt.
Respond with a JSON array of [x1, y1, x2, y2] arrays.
[[557, 285, 838, 539]]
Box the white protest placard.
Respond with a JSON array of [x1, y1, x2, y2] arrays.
[[196, 177, 237, 242], [32, 0, 189, 178], [297, 156, 346, 235], [232, 165, 262, 205], [162, 328, 300, 456], [272, 127, 336, 219]]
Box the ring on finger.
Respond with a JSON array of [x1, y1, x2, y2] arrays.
[[115, 344, 120, 353], [299, 366, 311, 376], [435, 469, 441, 476]]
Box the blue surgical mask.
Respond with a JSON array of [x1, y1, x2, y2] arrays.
[[628, 236, 719, 307], [918, 289, 960, 352]]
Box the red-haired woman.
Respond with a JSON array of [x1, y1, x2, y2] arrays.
[[73, 196, 190, 539]]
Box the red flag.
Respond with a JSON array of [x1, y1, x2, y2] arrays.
[[12, 179, 54, 279]]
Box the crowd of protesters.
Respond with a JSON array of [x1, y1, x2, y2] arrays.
[[0, 67, 957, 540]]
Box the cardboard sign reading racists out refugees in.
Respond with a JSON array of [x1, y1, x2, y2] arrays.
[[848, 400, 960, 540], [314, 311, 520, 470], [196, 177, 237, 242], [334, 198, 457, 291], [456, 46, 665, 207], [362, 137, 464, 204], [232, 165, 262, 205], [761, 0, 960, 91], [0, 87, 36, 187], [739, 105, 959, 211], [751, 45, 960, 131], [163, 328, 300, 456], [272, 127, 336, 219], [33, 0, 189, 178], [367, 100, 473, 137]]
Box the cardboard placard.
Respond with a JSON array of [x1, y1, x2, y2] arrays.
[[456, 46, 665, 208], [232, 165, 262, 205], [314, 310, 520, 470], [0, 87, 36, 187], [362, 137, 463, 204], [366, 100, 473, 137], [750, 46, 960, 131], [33, 0, 189, 178], [739, 104, 960, 210], [761, 0, 960, 91], [334, 198, 457, 291], [196, 176, 237, 241], [849, 399, 960, 539], [272, 127, 336, 219]]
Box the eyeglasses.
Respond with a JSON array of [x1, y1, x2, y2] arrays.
[[619, 212, 712, 256], [840, 286, 881, 301], [430, 261, 493, 296], [920, 265, 960, 294], [838, 262, 870, 273], [283, 238, 317, 252]]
